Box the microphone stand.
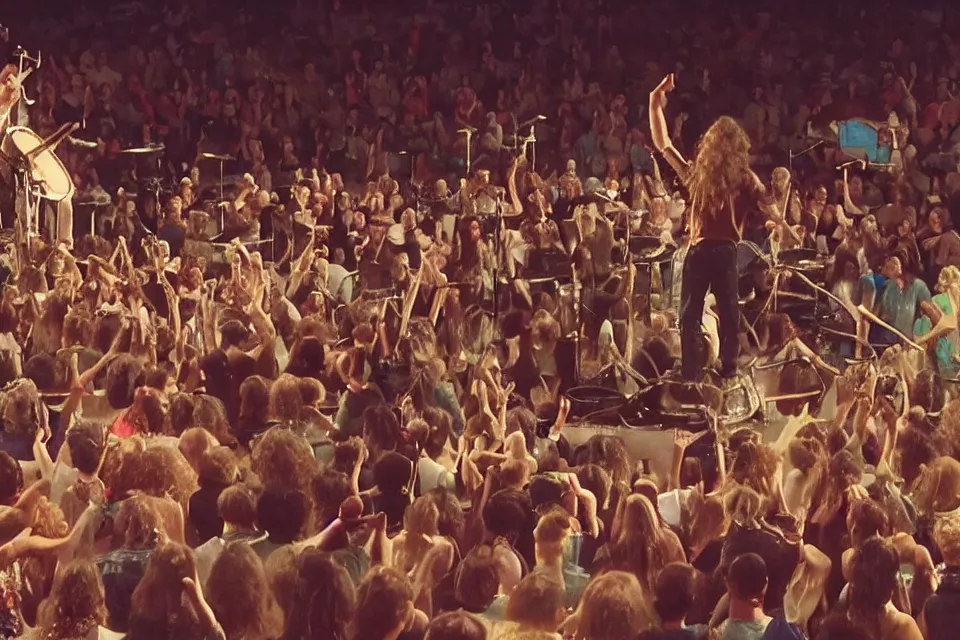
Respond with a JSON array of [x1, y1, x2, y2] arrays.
[[789, 139, 824, 173], [458, 128, 475, 177], [493, 192, 503, 324], [529, 125, 537, 173]]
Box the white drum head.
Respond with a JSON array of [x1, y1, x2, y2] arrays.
[[7, 127, 75, 202]]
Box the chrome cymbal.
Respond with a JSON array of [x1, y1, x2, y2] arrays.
[[120, 144, 166, 154]]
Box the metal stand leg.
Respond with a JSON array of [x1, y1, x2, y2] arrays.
[[57, 197, 74, 247], [530, 125, 536, 174]]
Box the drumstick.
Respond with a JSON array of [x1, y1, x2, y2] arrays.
[[25, 122, 80, 161], [764, 390, 823, 404], [856, 304, 923, 352]]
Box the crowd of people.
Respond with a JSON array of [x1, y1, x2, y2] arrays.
[[0, 0, 958, 639]]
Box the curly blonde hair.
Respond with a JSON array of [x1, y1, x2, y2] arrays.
[[685, 116, 753, 236], [938, 264, 960, 297]]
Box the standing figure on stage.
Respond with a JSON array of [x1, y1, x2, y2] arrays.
[[649, 74, 786, 381], [0, 64, 20, 228], [771, 167, 803, 228], [0, 63, 20, 130]]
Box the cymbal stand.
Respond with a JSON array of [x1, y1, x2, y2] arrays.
[[13, 166, 42, 258], [493, 193, 503, 321], [398, 149, 415, 185], [0, 147, 17, 230], [459, 129, 474, 177], [212, 156, 227, 230], [528, 125, 537, 173], [13, 47, 40, 108]]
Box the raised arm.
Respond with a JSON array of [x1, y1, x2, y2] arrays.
[[842, 167, 865, 216], [649, 74, 690, 178]]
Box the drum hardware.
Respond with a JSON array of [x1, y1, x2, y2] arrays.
[[10, 46, 39, 104], [518, 115, 546, 172], [492, 192, 507, 323], [1, 121, 78, 247], [457, 127, 476, 176], [517, 115, 547, 130], [836, 158, 867, 171], [121, 143, 166, 155], [396, 149, 415, 184], [0, 39, 38, 130], [74, 199, 108, 236], [518, 131, 536, 158], [200, 153, 234, 219], [788, 139, 824, 173]]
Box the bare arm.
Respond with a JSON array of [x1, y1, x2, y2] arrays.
[[842, 168, 865, 215], [61, 332, 124, 421], [32, 422, 54, 481], [507, 156, 522, 215], [648, 74, 690, 178], [285, 232, 316, 299]]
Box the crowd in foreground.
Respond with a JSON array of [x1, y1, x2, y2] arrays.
[[1, 0, 960, 639]]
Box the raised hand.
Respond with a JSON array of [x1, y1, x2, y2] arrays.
[[651, 73, 676, 108]]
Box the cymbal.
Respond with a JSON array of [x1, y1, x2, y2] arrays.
[[120, 144, 165, 154], [201, 152, 234, 161]]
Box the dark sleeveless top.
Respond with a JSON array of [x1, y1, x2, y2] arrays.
[[922, 567, 960, 640], [689, 173, 771, 244]]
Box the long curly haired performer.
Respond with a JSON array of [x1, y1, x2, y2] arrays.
[[649, 74, 789, 381]]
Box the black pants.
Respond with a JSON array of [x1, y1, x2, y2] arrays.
[[680, 239, 739, 380]]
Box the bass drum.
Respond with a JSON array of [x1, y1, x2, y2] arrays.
[[2, 126, 75, 202]]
